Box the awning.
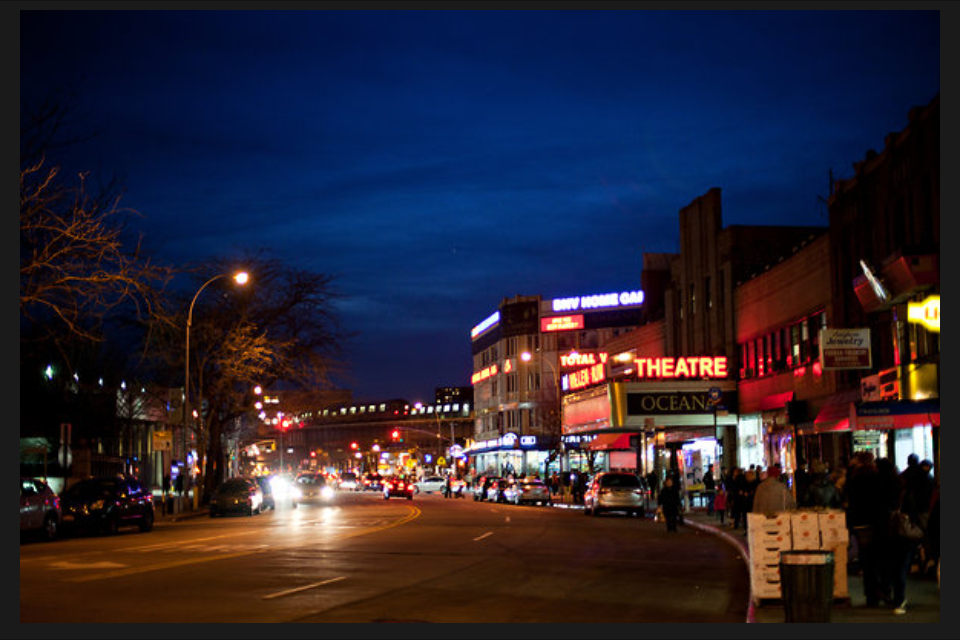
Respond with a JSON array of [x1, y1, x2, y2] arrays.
[[855, 399, 940, 430], [760, 391, 794, 412], [588, 433, 634, 451], [796, 390, 859, 436]]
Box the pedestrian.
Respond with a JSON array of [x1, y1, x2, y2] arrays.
[[175, 472, 184, 496], [714, 483, 727, 525], [927, 484, 939, 581], [645, 471, 659, 502], [658, 476, 683, 533], [703, 464, 716, 516], [880, 457, 919, 615], [804, 460, 842, 509], [752, 464, 797, 515], [844, 451, 891, 608], [443, 475, 452, 499], [729, 468, 745, 529], [900, 455, 935, 568]]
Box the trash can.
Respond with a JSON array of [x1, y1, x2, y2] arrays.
[[779, 550, 835, 623]]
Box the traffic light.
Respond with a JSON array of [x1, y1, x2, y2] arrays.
[[391, 429, 402, 442], [350, 442, 359, 450]]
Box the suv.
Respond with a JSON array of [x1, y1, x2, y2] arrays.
[[20, 477, 62, 541], [61, 476, 155, 535], [583, 472, 646, 518]]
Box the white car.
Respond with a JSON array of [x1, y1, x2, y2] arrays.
[[414, 476, 447, 494]]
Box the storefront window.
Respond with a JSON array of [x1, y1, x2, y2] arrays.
[[737, 415, 764, 470]]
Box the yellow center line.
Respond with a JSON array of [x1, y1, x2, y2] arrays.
[[65, 506, 421, 583]]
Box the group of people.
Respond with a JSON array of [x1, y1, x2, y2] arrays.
[[682, 453, 938, 615]]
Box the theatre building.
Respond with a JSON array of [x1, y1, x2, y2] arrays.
[[561, 188, 826, 488], [466, 290, 647, 478]]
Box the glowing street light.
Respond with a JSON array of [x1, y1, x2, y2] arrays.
[[182, 270, 250, 510]]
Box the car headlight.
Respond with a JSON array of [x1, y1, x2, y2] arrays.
[[321, 486, 335, 500]]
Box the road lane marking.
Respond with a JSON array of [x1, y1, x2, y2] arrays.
[[473, 531, 494, 541], [262, 576, 346, 600], [62, 505, 421, 583]]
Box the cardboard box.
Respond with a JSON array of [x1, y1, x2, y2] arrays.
[[791, 512, 821, 549], [819, 511, 849, 547]]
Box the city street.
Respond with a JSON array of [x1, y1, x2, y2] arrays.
[[20, 490, 749, 624]]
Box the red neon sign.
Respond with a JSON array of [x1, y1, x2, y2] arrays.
[[541, 315, 585, 332], [634, 356, 728, 379], [471, 363, 498, 385], [562, 363, 606, 392]]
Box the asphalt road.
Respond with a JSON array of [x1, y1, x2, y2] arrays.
[[20, 490, 750, 624]]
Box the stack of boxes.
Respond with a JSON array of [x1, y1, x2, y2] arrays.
[[747, 509, 849, 602]]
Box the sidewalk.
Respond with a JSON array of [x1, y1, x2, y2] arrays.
[[681, 509, 940, 623]]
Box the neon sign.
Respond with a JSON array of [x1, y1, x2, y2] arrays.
[[471, 363, 498, 385], [560, 352, 609, 368], [551, 290, 644, 313], [908, 295, 940, 333], [541, 315, 585, 332], [634, 356, 728, 379], [562, 363, 606, 391], [471, 311, 500, 339]]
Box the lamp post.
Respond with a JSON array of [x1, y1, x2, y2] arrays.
[[183, 271, 249, 511], [521, 350, 564, 479]]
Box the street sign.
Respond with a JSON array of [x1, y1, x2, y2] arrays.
[[708, 387, 723, 405]]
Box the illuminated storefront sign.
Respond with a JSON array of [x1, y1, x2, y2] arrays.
[[908, 295, 940, 333], [820, 328, 872, 370], [562, 363, 607, 392], [541, 315, 585, 332], [560, 352, 609, 368], [634, 356, 729, 379], [471, 311, 500, 339], [471, 363, 498, 385], [551, 290, 645, 313], [627, 391, 732, 415]]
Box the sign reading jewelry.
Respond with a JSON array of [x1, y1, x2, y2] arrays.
[[819, 328, 872, 370]]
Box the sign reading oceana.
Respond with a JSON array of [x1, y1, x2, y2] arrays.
[[551, 290, 644, 313]]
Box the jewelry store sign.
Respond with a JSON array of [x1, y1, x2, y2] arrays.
[[819, 328, 872, 370]]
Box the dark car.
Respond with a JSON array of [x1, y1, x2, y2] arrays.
[[210, 478, 264, 517], [294, 472, 335, 505], [20, 477, 62, 541], [61, 476, 155, 535], [382, 476, 414, 500], [361, 473, 384, 492]]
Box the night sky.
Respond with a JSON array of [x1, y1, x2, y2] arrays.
[[20, 9, 940, 403]]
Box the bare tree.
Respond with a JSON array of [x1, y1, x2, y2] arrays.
[[20, 98, 173, 359], [150, 254, 348, 499]]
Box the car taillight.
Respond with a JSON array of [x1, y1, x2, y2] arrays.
[[600, 488, 612, 495]]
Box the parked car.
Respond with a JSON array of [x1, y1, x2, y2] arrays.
[[414, 476, 446, 494], [294, 472, 335, 505], [503, 478, 552, 506], [583, 472, 646, 518], [382, 476, 414, 500], [61, 476, 155, 534], [20, 477, 61, 541], [210, 478, 264, 517]]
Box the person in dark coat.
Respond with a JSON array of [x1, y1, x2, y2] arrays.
[[844, 451, 891, 608], [880, 457, 919, 615], [658, 476, 683, 533]]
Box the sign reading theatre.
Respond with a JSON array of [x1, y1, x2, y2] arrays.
[[634, 356, 729, 379]]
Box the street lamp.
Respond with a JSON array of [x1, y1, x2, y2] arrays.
[[183, 271, 249, 510], [521, 350, 564, 478]]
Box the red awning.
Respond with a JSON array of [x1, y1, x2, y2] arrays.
[[588, 433, 633, 451], [760, 391, 794, 412], [811, 391, 858, 433]]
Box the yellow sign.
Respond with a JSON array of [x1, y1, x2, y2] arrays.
[[908, 295, 940, 332], [152, 430, 173, 451]]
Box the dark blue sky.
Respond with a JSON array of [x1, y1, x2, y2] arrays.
[[20, 9, 940, 403]]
